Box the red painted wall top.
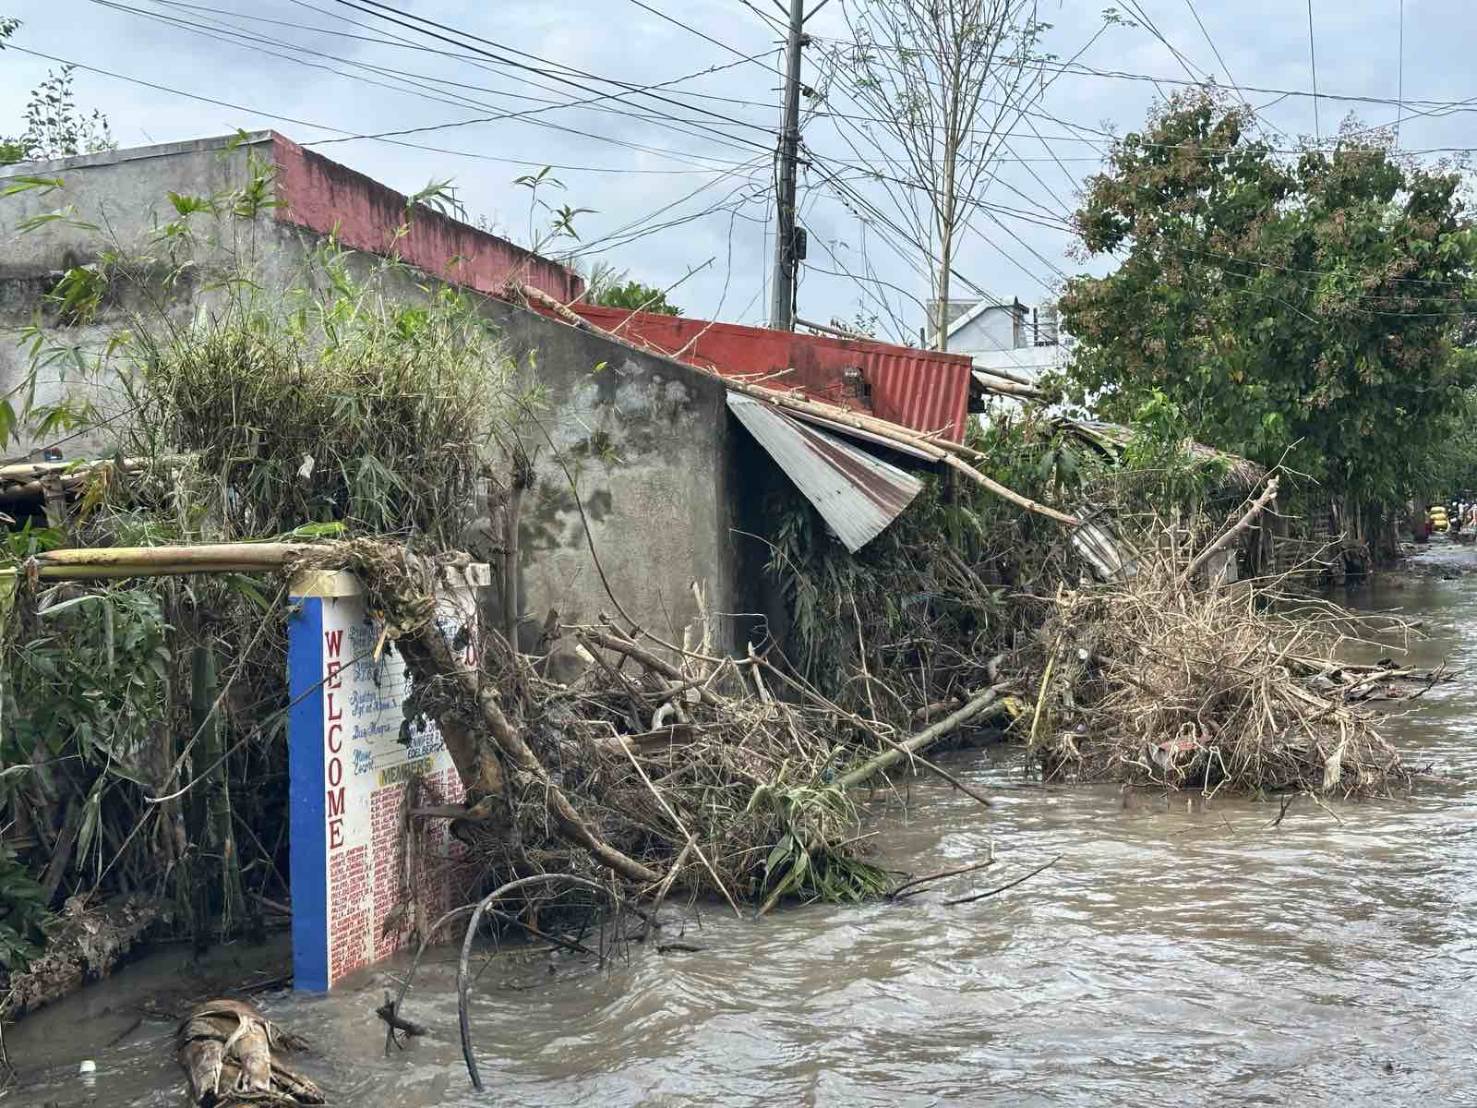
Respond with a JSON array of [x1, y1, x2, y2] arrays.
[[569, 305, 974, 442], [269, 134, 583, 303]]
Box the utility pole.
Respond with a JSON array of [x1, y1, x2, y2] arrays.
[[769, 0, 806, 331]]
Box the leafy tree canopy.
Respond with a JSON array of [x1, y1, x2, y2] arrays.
[[1057, 90, 1477, 505], [588, 276, 682, 316]]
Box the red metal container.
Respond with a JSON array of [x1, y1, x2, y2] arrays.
[[569, 305, 974, 442]]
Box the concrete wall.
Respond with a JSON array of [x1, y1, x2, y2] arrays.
[[474, 301, 736, 661], [0, 134, 740, 657], [0, 135, 268, 457]]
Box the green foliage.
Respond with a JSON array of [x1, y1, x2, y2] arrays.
[[748, 784, 888, 911], [588, 277, 682, 316], [767, 412, 1088, 714], [1059, 90, 1477, 507], [120, 270, 514, 546], [8, 590, 171, 794], [0, 843, 49, 971], [512, 165, 595, 252], [0, 164, 530, 958], [1114, 390, 1231, 510], [2, 65, 114, 165], [11, 165, 523, 547]]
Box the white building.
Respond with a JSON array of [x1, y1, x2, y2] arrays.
[[930, 298, 1071, 402]]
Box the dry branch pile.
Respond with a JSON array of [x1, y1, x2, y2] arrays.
[[305, 541, 1000, 911], [1026, 546, 1414, 797]]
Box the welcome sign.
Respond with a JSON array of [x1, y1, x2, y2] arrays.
[[286, 566, 488, 991]]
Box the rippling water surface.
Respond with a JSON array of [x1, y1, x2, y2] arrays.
[[12, 553, 1477, 1106]]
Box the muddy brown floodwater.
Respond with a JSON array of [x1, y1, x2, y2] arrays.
[[11, 549, 1477, 1107]]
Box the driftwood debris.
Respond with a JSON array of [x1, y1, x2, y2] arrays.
[[177, 998, 323, 1107], [835, 686, 1009, 790], [0, 896, 162, 1020]]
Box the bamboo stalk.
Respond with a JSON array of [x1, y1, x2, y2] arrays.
[[4, 542, 314, 579], [0, 454, 193, 484], [835, 686, 1007, 791], [1181, 477, 1280, 586]]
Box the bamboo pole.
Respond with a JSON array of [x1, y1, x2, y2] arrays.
[[0, 454, 193, 484], [7, 543, 312, 579], [718, 374, 1078, 526], [835, 686, 1008, 791], [1180, 477, 1280, 586]]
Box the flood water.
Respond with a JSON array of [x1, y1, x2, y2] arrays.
[[11, 547, 1477, 1106]]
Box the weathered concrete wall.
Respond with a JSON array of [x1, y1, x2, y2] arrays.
[[0, 134, 739, 656], [473, 300, 736, 660], [0, 135, 269, 457]]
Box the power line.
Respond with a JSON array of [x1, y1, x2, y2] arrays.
[[330, 0, 776, 146], [623, 0, 771, 69], [0, 43, 755, 176], [810, 30, 1476, 114], [1306, 0, 1322, 140], [91, 0, 774, 166]]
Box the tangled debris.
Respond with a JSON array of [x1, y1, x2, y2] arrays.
[[177, 998, 322, 1107], [1026, 541, 1421, 797], [296, 539, 1015, 914]]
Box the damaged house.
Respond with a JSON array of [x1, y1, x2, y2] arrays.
[[0, 132, 979, 661]]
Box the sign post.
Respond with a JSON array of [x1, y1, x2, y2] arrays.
[[286, 566, 487, 991]]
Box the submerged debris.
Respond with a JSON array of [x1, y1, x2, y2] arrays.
[[1027, 543, 1417, 797], [177, 998, 323, 1107]]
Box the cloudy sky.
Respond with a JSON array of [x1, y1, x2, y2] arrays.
[[2, 1, 1472, 342]]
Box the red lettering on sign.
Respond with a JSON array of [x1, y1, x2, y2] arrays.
[[326, 692, 343, 721], [325, 628, 344, 657], [328, 818, 344, 850], [327, 786, 345, 819], [327, 660, 342, 689], [327, 723, 343, 753], [328, 758, 343, 787]]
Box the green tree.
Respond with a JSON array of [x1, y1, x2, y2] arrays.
[[1057, 91, 1477, 507], [2, 63, 115, 166], [588, 275, 682, 316]]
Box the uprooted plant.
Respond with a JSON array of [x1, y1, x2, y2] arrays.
[[1021, 493, 1419, 798]]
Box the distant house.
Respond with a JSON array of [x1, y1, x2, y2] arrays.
[[929, 297, 1070, 402]]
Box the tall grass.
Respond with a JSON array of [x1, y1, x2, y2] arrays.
[[0, 164, 530, 967]]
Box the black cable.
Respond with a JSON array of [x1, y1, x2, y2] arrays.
[[0, 43, 750, 176], [623, 0, 772, 68], [330, 0, 777, 146], [92, 0, 772, 165]]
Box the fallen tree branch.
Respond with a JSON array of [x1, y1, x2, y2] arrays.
[[1181, 476, 1280, 586], [889, 854, 997, 900], [943, 855, 1062, 906], [578, 624, 723, 707], [615, 739, 742, 917], [835, 686, 1009, 791], [394, 620, 661, 886], [758, 660, 995, 809]]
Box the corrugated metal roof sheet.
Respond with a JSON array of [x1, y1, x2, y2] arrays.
[[727, 394, 923, 552], [571, 305, 974, 442]]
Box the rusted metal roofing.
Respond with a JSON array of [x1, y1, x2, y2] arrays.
[[727, 394, 923, 552], [571, 305, 974, 442]]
